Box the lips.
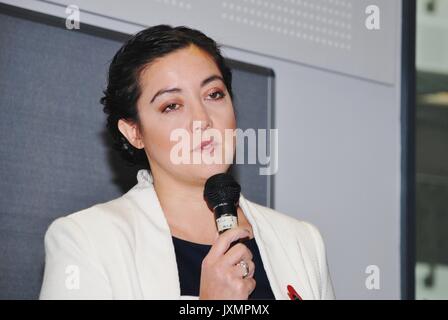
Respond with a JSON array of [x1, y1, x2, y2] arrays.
[[194, 137, 214, 152], [200, 139, 213, 149]]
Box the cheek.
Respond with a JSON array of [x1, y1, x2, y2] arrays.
[[215, 105, 236, 145], [140, 116, 180, 161], [217, 115, 237, 153], [214, 103, 236, 129]]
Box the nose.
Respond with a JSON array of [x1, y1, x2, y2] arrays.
[[190, 101, 213, 133]]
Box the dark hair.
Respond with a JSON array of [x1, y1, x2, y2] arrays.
[[100, 25, 234, 168]]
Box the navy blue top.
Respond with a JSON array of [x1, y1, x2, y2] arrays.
[[172, 236, 275, 299]]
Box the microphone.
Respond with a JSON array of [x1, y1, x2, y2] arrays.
[[203, 173, 241, 235]]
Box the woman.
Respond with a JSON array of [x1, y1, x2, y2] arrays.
[[39, 25, 335, 300]]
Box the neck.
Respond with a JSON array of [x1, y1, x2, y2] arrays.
[[148, 165, 253, 243], [150, 165, 216, 234]]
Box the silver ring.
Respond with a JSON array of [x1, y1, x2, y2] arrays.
[[238, 260, 249, 278]]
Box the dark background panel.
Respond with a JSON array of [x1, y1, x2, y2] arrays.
[[0, 6, 274, 299]]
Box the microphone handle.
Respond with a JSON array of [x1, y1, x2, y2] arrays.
[[214, 203, 246, 250]]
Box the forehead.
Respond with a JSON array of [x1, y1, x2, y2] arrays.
[[139, 45, 221, 88]]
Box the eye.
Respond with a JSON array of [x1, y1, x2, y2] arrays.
[[207, 90, 226, 100], [162, 103, 181, 113]]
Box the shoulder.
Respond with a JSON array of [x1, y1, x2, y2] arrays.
[[46, 198, 121, 234], [40, 195, 130, 299], [243, 198, 329, 277], [244, 199, 325, 248], [44, 187, 140, 250], [244, 199, 336, 299]]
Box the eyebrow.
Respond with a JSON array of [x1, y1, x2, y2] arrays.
[[149, 74, 225, 104]]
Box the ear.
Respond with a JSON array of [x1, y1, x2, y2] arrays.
[[117, 118, 145, 149]]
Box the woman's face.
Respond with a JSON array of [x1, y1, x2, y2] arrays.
[[128, 45, 236, 185]]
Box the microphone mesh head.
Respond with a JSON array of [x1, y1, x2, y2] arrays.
[[203, 173, 241, 209]]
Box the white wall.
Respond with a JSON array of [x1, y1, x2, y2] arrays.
[[220, 44, 403, 299], [45, 0, 399, 84], [0, 0, 404, 299]]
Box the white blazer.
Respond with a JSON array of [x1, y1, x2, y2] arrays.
[[39, 169, 335, 300]]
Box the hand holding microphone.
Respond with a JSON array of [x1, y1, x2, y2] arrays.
[[199, 173, 256, 300], [199, 227, 256, 299]]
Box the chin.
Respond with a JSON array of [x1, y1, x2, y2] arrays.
[[188, 163, 230, 183]]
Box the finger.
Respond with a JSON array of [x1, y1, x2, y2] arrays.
[[244, 277, 256, 296], [223, 243, 253, 266], [208, 227, 250, 260]]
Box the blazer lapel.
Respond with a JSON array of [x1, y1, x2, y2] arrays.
[[239, 194, 317, 300], [125, 169, 181, 299]]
